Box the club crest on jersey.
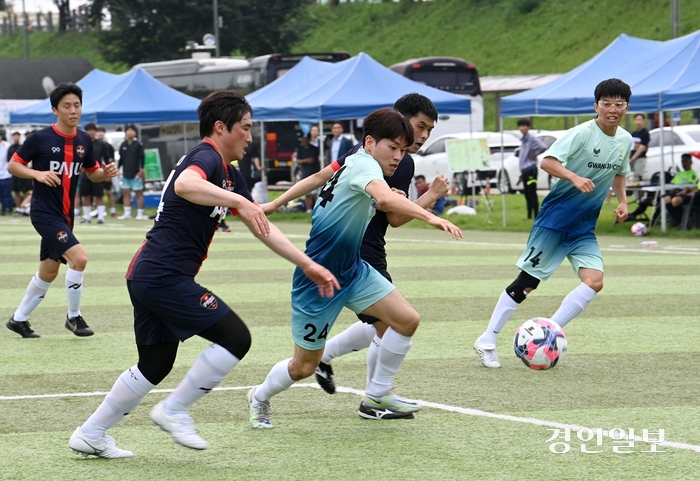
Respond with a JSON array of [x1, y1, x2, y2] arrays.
[[76, 145, 85, 158], [593, 148, 601, 157], [56, 231, 68, 243], [199, 292, 218, 310]]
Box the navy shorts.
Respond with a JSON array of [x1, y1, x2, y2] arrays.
[[32, 216, 80, 263], [127, 278, 231, 345], [79, 179, 105, 198]]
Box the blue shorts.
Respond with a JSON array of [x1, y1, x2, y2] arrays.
[[121, 177, 144, 191], [291, 261, 395, 351], [516, 226, 603, 281], [32, 216, 80, 263], [127, 278, 231, 345]]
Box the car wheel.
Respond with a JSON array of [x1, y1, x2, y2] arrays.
[[498, 170, 512, 193]]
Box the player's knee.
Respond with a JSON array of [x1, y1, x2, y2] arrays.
[[583, 277, 604, 292], [288, 358, 317, 380], [68, 253, 88, 271], [505, 271, 541, 303]]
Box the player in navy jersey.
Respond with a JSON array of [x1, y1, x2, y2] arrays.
[[246, 108, 462, 429], [6, 83, 118, 339], [69, 90, 339, 458], [261, 94, 449, 419]]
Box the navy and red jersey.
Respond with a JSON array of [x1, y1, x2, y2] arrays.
[[13, 125, 97, 226], [334, 143, 414, 271], [126, 141, 253, 281]]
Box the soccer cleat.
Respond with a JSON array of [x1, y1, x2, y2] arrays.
[[150, 401, 209, 450], [80, 218, 91, 224], [69, 426, 134, 458], [246, 387, 272, 429], [358, 401, 415, 420], [65, 315, 95, 337], [360, 393, 421, 417], [135, 214, 148, 221], [6, 317, 40, 338], [97, 219, 105, 224], [117, 213, 132, 220], [315, 362, 336, 394], [474, 337, 501, 368]]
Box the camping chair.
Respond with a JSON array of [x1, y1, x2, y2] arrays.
[[679, 191, 700, 230], [626, 171, 673, 227]]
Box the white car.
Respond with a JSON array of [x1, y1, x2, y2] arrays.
[[498, 130, 566, 193], [644, 125, 700, 180], [412, 131, 521, 194]]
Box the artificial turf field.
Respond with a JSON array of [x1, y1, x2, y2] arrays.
[[1, 217, 698, 480]]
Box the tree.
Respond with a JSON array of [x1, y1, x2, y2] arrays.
[[91, 0, 313, 66], [54, 0, 71, 31]]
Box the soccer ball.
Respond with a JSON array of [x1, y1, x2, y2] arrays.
[[513, 318, 568, 370], [631, 222, 648, 236]]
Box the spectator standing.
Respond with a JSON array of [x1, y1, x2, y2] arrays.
[[9, 131, 32, 214], [237, 141, 262, 191], [294, 134, 320, 213], [117, 124, 146, 220], [326, 122, 353, 165], [0, 131, 13, 215], [96, 127, 118, 218], [517, 118, 547, 219], [79, 123, 109, 224], [629, 114, 650, 182]]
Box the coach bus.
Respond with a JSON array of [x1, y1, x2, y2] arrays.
[[389, 56, 484, 134], [135, 52, 351, 183]]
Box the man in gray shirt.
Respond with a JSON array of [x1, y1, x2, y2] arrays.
[[517, 118, 547, 219]]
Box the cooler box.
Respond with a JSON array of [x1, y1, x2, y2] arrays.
[[143, 191, 162, 208]]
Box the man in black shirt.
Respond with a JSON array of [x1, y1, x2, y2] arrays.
[[629, 113, 650, 182], [294, 134, 320, 213], [117, 124, 146, 220], [96, 127, 117, 218], [79, 123, 108, 223]]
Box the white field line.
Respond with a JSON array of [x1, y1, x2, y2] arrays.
[[1, 383, 698, 453]]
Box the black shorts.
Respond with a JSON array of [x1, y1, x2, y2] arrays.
[[357, 266, 392, 325], [79, 179, 105, 198], [127, 278, 231, 345], [12, 176, 33, 194], [32, 216, 80, 263], [104, 179, 113, 189]]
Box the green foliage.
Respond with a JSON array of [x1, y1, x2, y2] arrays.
[[515, 0, 541, 14]]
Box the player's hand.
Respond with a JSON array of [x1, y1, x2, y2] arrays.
[[390, 187, 407, 197], [237, 201, 270, 237], [572, 175, 595, 193], [102, 162, 119, 179], [613, 203, 628, 224], [427, 216, 463, 240], [428, 174, 450, 198], [302, 262, 341, 298], [35, 171, 61, 187], [259, 202, 279, 216]]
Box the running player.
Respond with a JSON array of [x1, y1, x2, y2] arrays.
[[261, 94, 447, 419], [6, 83, 119, 338], [474, 78, 632, 368], [247, 108, 462, 429], [68, 90, 338, 458]]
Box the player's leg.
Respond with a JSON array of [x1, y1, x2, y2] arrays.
[[134, 178, 146, 219], [104, 180, 117, 218], [549, 234, 603, 328], [523, 169, 539, 219], [475, 227, 567, 367], [6, 257, 59, 338], [61, 243, 94, 336], [91, 181, 106, 223], [119, 181, 133, 219]]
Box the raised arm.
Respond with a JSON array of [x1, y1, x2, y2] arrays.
[[261, 164, 335, 214], [386, 174, 449, 227]]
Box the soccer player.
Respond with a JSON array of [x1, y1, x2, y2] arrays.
[[6, 83, 119, 339], [247, 108, 462, 429], [79, 123, 108, 224], [474, 78, 632, 368], [261, 94, 447, 419], [68, 90, 339, 458]]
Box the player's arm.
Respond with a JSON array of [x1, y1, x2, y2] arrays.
[[366, 179, 462, 239], [541, 156, 595, 193], [387, 174, 449, 227], [85, 163, 118, 182], [8, 158, 61, 187], [611, 174, 628, 224], [175, 168, 270, 237], [260, 164, 335, 214]]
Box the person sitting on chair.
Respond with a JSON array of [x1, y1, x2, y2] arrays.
[[663, 153, 698, 226], [415, 175, 445, 214]]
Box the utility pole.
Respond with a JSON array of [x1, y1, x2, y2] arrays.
[[671, 0, 679, 38], [213, 0, 220, 58], [22, 0, 29, 58]]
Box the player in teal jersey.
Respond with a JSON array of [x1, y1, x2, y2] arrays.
[[475, 78, 633, 368], [247, 108, 462, 426]]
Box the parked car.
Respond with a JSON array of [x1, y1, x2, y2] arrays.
[[413, 131, 521, 194], [644, 125, 700, 180], [498, 130, 566, 193]]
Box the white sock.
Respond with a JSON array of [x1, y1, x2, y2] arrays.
[[81, 366, 155, 439], [110, 206, 117, 214], [82, 205, 91, 220], [97, 205, 106, 221], [550, 282, 597, 328], [14, 273, 51, 321], [255, 359, 294, 402], [65, 268, 84, 318], [366, 334, 381, 388], [164, 344, 240, 414], [481, 290, 519, 345], [365, 328, 412, 399], [123, 206, 132, 217], [137, 209, 144, 217], [74, 208, 80, 216], [321, 321, 375, 364]]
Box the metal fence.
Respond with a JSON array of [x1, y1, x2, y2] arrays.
[[0, 9, 98, 36]]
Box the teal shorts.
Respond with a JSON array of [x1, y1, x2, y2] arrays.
[[516, 226, 603, 281], [291, 261, 395, 351]]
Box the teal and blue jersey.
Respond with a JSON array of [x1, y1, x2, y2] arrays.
[[535, 119, 632, 234], [293, 148, 385, 289]]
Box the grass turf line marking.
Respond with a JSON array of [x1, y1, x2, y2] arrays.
[[2, 383, 698, 453]]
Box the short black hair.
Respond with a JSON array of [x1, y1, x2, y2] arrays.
[[414, 175, 426, 182], [50, 83, 83, 109], [84, 122, 97, 131], [12, 131, 21, 136], [634, 113, 646, 120], [394, 93, 438, 122], [362, 108, 414, 149], [96, 126, 106, 133], [594, 78, 631, 103], [125, 124, 137, 133], [517, 118, 531, 127], [198, 90, 253, 139], [681, 153, 692, 161]]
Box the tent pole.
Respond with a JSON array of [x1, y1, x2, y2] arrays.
[[319, 116, 326, 169], [183, 123, 187, 154], [659, 110, 667, 233], [259, 121, 267, 187], [500, 116, 506, 227]]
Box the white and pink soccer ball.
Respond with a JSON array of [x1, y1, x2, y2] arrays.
[[513, 318, 567, 370], [631, 222, 648, 236]]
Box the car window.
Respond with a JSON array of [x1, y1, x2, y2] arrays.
[[686, 131, 700, 143], [648, 131, 684, 147], [424, 138, 447, 155], [539, 136, 557, 148]]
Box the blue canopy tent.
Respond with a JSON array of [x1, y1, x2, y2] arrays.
[[10, 69, 124, 124]]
